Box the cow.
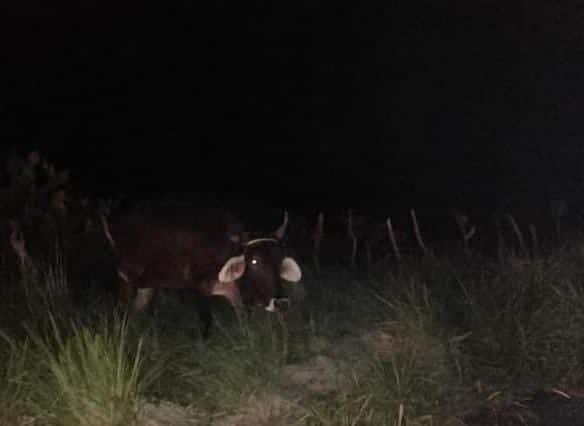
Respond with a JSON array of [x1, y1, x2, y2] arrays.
[[100, 205, 302, 336]]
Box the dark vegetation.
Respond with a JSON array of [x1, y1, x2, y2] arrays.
[[1, 152, 584, 425]]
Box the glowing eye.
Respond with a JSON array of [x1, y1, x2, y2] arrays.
[[251, 258, 259, 265]]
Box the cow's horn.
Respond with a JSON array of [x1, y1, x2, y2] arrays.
[[274, 210, 289, 240]]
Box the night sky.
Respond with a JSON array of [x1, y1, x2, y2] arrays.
[[1, 2, 583, 210]]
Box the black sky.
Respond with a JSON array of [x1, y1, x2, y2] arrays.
[[1, 1, 583, 209]]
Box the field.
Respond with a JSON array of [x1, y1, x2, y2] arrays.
[[2, 153, 584, 425]]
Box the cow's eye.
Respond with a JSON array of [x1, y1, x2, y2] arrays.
[[250, 258, 259, 265]]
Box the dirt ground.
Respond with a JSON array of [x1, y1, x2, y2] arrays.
[[136, 393, 584, 426], [133, 329, 584, 426]]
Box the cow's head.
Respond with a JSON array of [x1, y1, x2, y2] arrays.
[[214, 211, 302, 312]]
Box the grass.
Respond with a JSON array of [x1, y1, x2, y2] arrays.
[[0, 256, 166, 426], [3, 242, 584, 425], [152, 311, 293, 409], [459, 254, 584, 388], [300, 277, 469, 425], [0, 331, 37, 425], [25, 313, 162, 426]]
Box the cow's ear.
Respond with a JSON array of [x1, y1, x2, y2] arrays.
[[218, 255, 246, 282], [280, 257, 302, 282]]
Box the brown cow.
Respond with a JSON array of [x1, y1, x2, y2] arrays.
[[101, 206, 302, 336]]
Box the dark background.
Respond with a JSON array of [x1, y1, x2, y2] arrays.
[[1, 1, 583, 213]]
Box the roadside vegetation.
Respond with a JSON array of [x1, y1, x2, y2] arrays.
[[1, 152, 584, 425]]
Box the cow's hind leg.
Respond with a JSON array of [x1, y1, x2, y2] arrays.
[[118, 269, 155, 313], [116, 269, 157, 314], [133, 288, 156, 313]]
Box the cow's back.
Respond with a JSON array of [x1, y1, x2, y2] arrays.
[[109, 206, 243, 288]]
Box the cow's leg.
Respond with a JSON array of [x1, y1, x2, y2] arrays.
[[194, 295, 213, 339], [117, 270, 137, 307], [133, 288, 156, 313], [117, 268, 157, 314]]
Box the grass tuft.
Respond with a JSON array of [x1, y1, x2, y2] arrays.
[[25, 312, 163, 426]]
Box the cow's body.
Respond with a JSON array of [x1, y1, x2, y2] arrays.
[[101, 205, 302, 336]]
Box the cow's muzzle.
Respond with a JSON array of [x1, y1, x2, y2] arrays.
[[265, 297, 290, 312]]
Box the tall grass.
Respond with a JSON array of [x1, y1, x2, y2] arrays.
[[460, 254, 584, 388], [301, 277, 470, 425], [24, 312, 164, 426], [0, 242, 74, 338], [0, 332, 38, 425], [149, 307, 295, 414]]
